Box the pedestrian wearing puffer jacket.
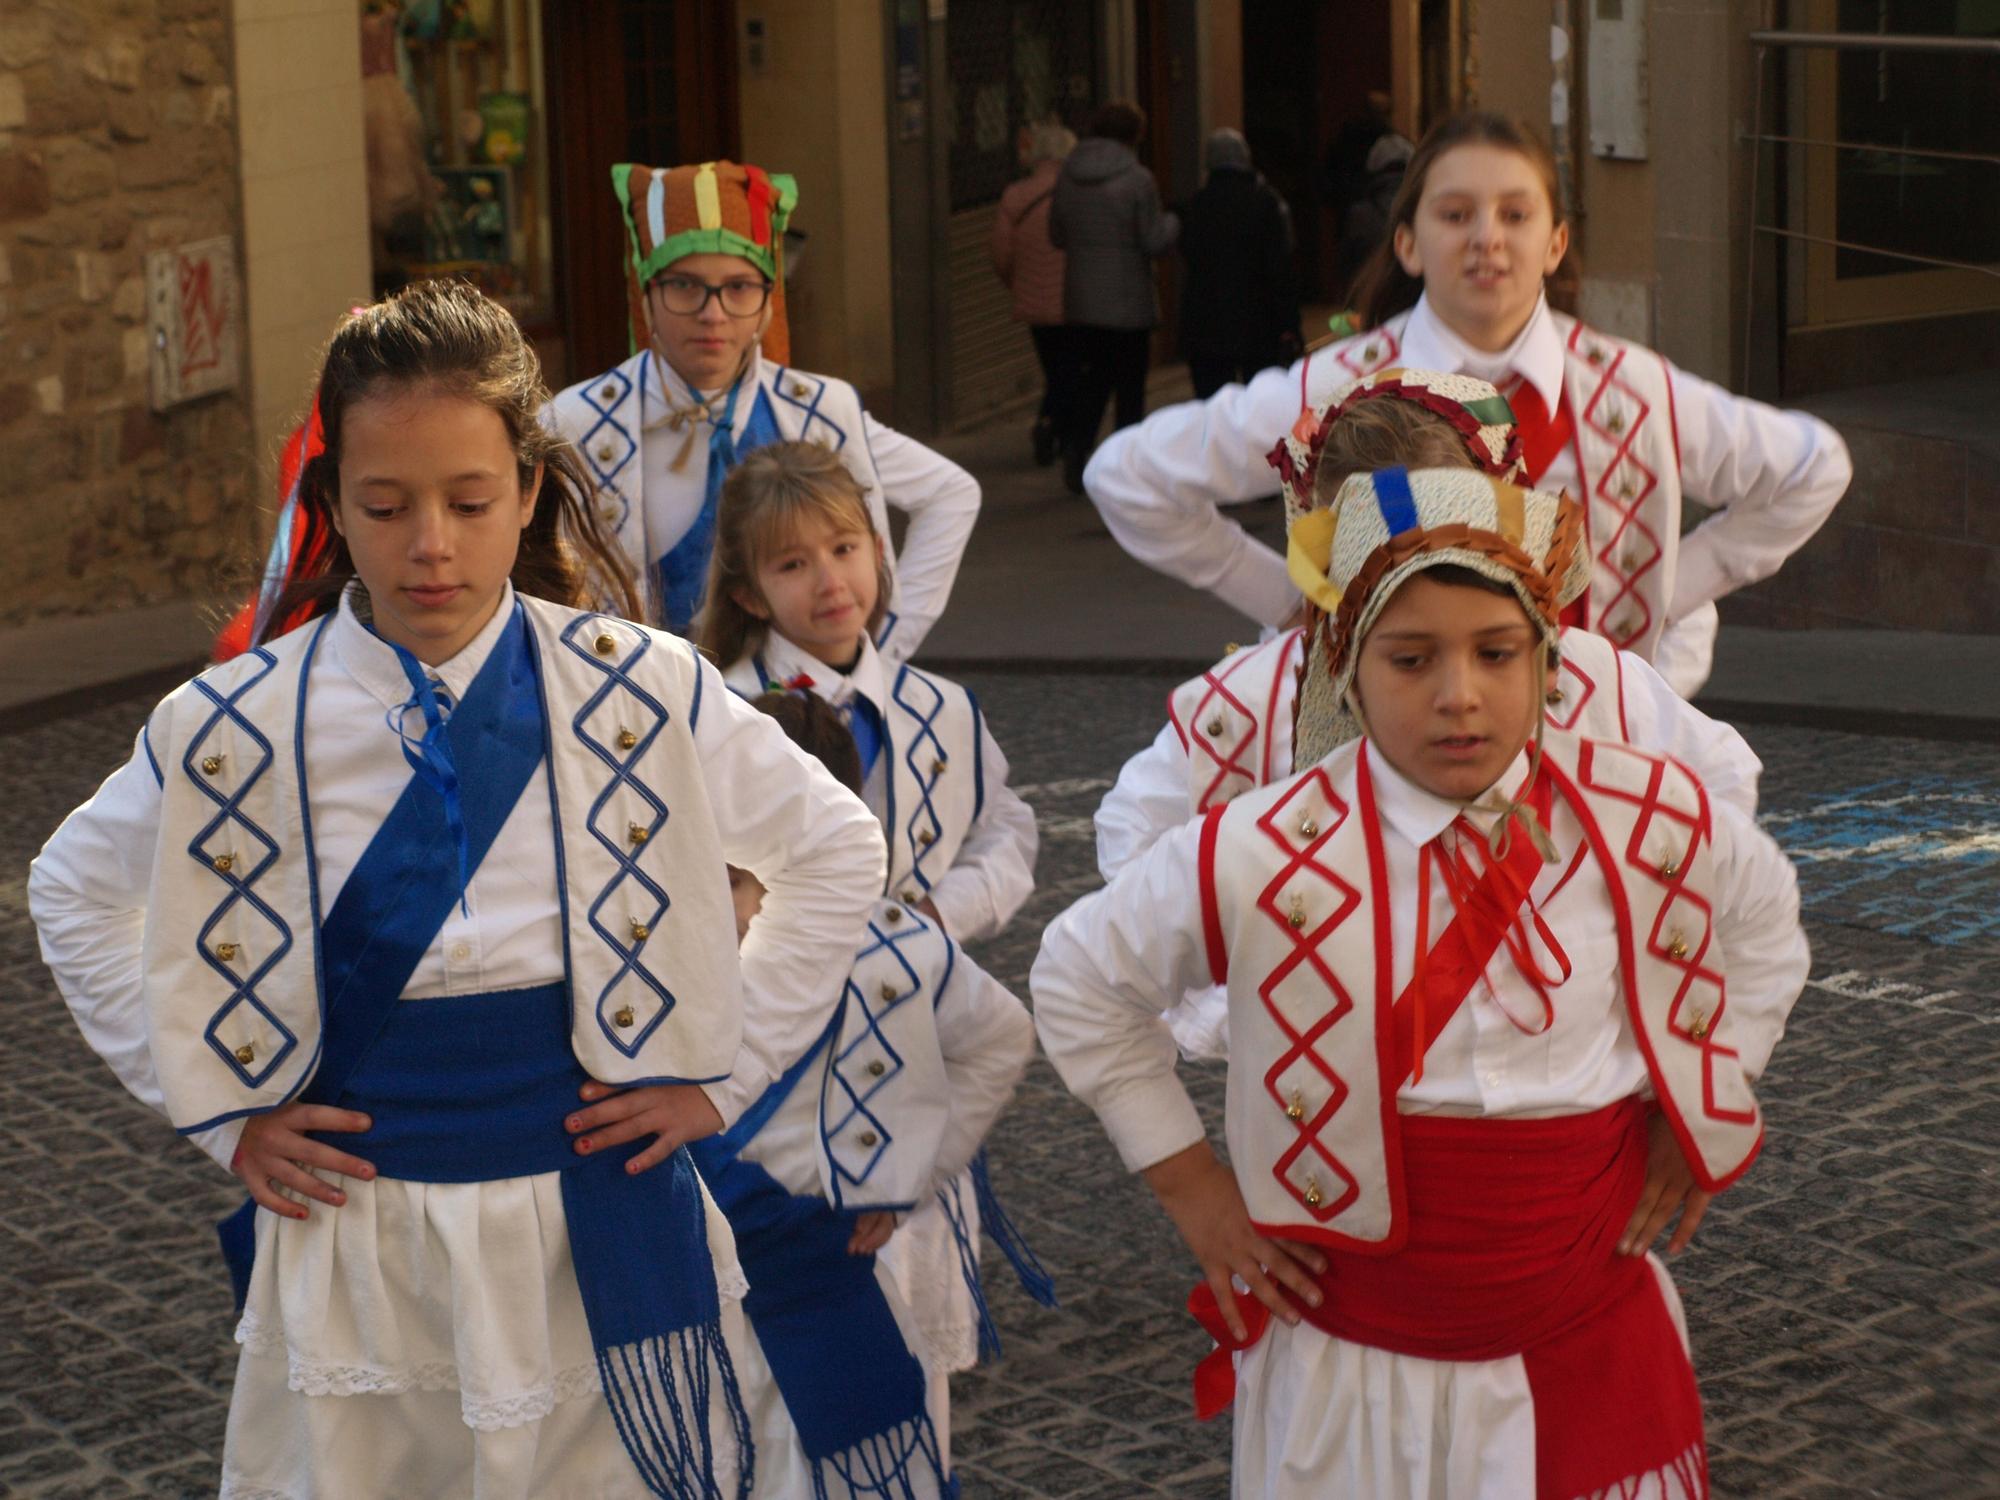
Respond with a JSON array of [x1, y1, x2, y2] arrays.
[[1049, 100, 1179, 493], [992, 120, 1077, 469]]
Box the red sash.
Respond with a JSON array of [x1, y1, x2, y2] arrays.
[[1190, 1101, 1707, 1498]]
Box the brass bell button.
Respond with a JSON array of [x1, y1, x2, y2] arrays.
[[932, 756, 948, 776], [600, 504, 619, 524], [214, 942, 238, 962], [1303, 1177, 1324, 1208], [1666, 931, 1690, 961], [878, 982, 897, 1002], [599, 383, 618, 400], [617, 727, 638, 750], [1587, 345, 1606, 366], [867, 1060, 886, 1077], [1546, 687, 1565, 705], [628, 823, 649, 846], [594, 632, 617, 656], [212, 852, 234, 874], [1689, 1011, 1710, 1041], [792, 381, 811, 398], [884, 905, 902, 923], [1659, 855, 1681, 880], [201, 754, 225, 775], [614, 1005, 636, 1028], [1607, 411, 1626, 434], [1363, 342, 1380, 362], [1298, 816, 1317, 840], [596, 444, 614, 463], [1285, 1091, 1305, 1122], [1205, 716, 1225, 737], [630, 919, 650, 941], [1288, 895, 1307, 930], [917, 829, 935, 847], [234, 1042, 255, 1065], [857, 1130, 878, 1148]]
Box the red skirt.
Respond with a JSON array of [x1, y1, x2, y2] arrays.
[[1193, 1100, 1708, 1499]]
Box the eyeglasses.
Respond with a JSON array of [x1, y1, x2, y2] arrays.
[[648, 275, 773, 318]]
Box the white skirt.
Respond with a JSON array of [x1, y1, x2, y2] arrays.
[[1230, 1256, 1697, 1500], [874, 1168, 983, 1378], [220, 1167, 751, 1500]]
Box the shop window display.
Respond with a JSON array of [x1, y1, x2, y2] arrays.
[[363, 0, 554, 328]]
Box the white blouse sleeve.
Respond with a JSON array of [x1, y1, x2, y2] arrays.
[[28, 713, 244, 1170], [1614, 648, 1763, 816], [926, 953, 1037, 1190], [1666, 363, 1853, 621], [1095, 720, 1194, 881], [1082, 360, 1306, 627], [694, 656, 889, 1125], [1031, 817, 1212, 1173], [925, 715, 1038, 943], [1707, 798, 1809, 1084], [864, 412, 981, 663]]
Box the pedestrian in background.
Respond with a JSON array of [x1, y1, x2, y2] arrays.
[[1049, 100, 1180, 493], [991, 120, 1077, 468], [1177, 127, 1303, 399]]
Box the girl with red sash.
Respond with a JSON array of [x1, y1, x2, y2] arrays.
[[1033, 466, 1809, 1498]]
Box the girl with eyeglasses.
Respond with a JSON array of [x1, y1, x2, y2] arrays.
[[545, 160, 981, 660]]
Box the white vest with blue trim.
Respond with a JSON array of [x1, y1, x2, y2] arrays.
[[1305, 311, 1682, 660], [545, 351, 916, 655], [139, 595, 742, 1135], [1206, 729, 1760, 1254], [736, 896, 954, 1211], [724, 656, 986, 912]]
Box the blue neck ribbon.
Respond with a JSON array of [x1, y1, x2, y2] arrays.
[[655, 374, 783, 633], [378, 635, 472, 914]]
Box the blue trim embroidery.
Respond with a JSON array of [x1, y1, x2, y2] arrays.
[[819, 905, 929, 1207], [560, 615, 678, 1057], [891, 664, 949, 896], [140, 718, 163, 787], [576, 359, 640, 534]]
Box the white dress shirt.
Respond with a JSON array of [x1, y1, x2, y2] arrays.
[[1037, 741, 1807, 1176], [742, 629, 1039, 943], [1082, 293, 1852, 691]]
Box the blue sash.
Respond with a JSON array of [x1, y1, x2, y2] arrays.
[[691, 1019, 949, 1499], [218, 605, 752, 1500], [657, 379, 783, 633]]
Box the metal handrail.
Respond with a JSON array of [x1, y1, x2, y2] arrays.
[[1744, 132, 2000, 168], [1748, 30, 2000, 54]]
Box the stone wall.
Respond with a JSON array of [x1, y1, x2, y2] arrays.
[[0, 0, 256, 628]]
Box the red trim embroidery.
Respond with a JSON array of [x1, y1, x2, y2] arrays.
[[1261, 630, 1304, 785], [1197, 805, 1229, 985]]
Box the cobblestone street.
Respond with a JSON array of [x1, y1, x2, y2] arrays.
[[2, 672, 1997, 1498]]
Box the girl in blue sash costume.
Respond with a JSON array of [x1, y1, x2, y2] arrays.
[[698, 442, 1053, 1460], [28, 280, 887, 1500], [697, 689, 1035, 1497]]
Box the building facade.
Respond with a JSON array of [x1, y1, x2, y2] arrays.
[[2, 0, 1992, 631]]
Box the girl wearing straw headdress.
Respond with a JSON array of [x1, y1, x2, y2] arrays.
[[1034, 465, 1809, 1499]]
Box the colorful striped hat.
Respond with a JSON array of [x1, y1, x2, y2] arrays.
[[1291, 466, 1588, 766], [1269, 367, 1525, 526], [612, 160, 800, 362]]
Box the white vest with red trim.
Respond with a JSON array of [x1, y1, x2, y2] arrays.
[[1170, 626, 1632, 816], [1199, 728, 1760, 1254], [1303, 311, 1683, 661]]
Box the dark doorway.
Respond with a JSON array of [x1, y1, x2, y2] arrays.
[[545, 1, 740, 387], [1242, 0, 1393, 306]]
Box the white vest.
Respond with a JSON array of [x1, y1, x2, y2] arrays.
[[1204, 730, 1761, 1253], [1305, 311, 1683, 660], [725, 656, 986, 911], [142, 595, 742, 1136], [1171, 626, 1633, 815], [545, 351, 917, 656], [736, 896, 954, 1211]]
